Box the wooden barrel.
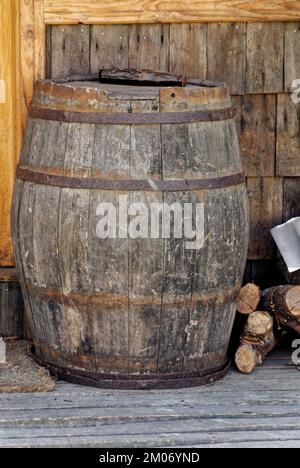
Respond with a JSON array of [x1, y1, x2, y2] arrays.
[[12, 70, 249, 389]]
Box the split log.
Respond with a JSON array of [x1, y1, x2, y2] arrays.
[[235, 311, 277, 373], [236, 283, 261, 315], [260, 286, 300, 334]]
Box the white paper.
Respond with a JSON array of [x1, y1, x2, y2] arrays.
[[271, 217, 300, 273]]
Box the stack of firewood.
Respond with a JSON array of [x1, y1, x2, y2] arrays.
[[235, 283, 300, 373]]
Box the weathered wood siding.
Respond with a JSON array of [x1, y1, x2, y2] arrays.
[[45, 22, 299, 285], [0, 269, 24, 337]]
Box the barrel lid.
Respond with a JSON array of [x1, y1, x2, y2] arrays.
[[50, 69, 226, 88], [48, 69, 227, 99], [59, 80, 222, 101], [69, 81, 162, 100], [31, 69, 232, 115]]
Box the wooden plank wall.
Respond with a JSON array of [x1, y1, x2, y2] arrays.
[[45, 22, 299, 286]]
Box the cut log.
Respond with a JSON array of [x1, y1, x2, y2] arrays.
[[235, 311, 277, 374], [236, 283, 261, 315], [246, 310, 273, 336], [260, 286, 300, 334]]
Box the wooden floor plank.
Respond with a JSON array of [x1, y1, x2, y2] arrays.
[[184, 441, 300, 448], [0, 350, 299, 448], [1, 391, 300, 411], [2, 431, 300, 448], [1, 405, 300, 429], [2, 415, 300, 439]]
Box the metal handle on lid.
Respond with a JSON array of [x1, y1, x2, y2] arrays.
[[99, 69, 188, 87], [51, 70, 224, 89]]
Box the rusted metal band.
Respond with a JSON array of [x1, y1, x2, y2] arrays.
[[31, 347, 230, 390], [25, 282, 241, 311], [16, 167, 245, 192], [29, 106, 236, 125]]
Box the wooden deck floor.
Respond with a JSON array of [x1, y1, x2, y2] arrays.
[[0, 350, 299, 448]]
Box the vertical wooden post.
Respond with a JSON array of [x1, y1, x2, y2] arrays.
[[20, 0, 35, 134], [0, 0, 19, 266], [34, 0, 45, 81], [20, 0, 45, 134]]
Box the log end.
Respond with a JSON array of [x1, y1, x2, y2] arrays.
[[286, 286, 300, 318], [236, 283, 261, 315], [235, 345, 257, 374], [246, 311, 273, 336]]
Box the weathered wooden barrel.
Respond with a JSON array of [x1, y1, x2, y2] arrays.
[[12, 70, 249, 389]]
